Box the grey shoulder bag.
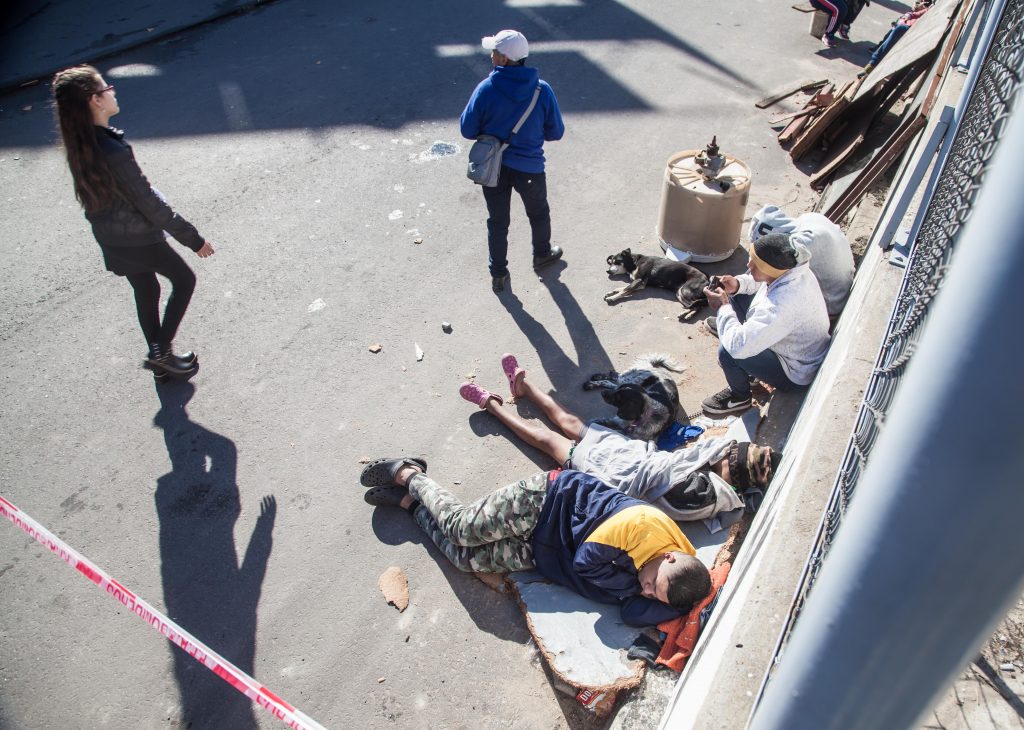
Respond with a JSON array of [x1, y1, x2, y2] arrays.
[[467, 86, 541, 187]]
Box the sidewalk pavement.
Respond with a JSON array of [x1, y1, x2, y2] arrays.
[[0, 0, 266, 92]]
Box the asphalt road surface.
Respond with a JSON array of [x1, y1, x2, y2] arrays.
[[0, 0, 887, 727]]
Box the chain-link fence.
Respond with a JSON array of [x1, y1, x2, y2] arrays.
[[780, 0, 1024, 655]]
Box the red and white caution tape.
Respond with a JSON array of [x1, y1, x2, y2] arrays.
[[0, 494, 326, 730]]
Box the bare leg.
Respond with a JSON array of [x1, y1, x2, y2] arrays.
[[517, 377, 586, 440], [482, 397, 572, 465], [394, 463, 424, 509]]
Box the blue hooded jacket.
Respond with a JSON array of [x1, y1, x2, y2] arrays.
[[530, 470, 690, 627], [460, 64, 564, 174]]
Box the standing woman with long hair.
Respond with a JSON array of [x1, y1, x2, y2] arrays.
[[52, 65, 214, 382]]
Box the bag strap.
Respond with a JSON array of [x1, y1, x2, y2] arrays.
[[507, 86, 542, 143]]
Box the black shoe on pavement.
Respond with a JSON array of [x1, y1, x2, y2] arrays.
[[701, 388, 753, 416], [360, 456, 428, 488], [492, 274, 508, 293], [174, 349, 197, 367], [705, 316, 719, 338], [533, 245, 563, 270], [145, 343, 198, 376]]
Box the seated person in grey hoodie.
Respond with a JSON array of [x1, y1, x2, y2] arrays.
[[748, 204, 855, 318], [702, 233, 831, 416]]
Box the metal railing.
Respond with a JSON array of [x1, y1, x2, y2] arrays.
[[749, 0, 1024, 727]]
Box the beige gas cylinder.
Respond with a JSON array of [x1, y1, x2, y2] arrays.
[[656, 137, 751, 262]]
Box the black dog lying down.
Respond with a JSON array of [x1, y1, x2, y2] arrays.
[[604, 248, 709, 320], [583, 354, 683, 441]]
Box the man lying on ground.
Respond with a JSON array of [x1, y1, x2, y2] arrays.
[[362, 458, 710, 627], [702, 233, 830, 417], [457, 354, 778, 523]]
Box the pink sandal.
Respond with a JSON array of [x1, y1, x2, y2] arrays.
[[501, 353, 526, 398], [460, 382, 503, 409]]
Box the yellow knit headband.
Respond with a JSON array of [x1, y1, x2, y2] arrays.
[[748, 245, 790, 278]]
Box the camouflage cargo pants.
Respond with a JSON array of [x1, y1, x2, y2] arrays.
[[408, 471, 550, 573]]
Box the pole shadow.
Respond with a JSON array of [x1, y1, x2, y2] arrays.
[[153, 380, 276, 729]]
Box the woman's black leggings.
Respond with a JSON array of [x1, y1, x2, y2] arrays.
[[125, 246, 196, 347]]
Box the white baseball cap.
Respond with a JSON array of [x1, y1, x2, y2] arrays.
[[482, 30, 529, 62]]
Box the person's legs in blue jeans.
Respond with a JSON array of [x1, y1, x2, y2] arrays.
[[510, 169, 552, 257], [718, 345, 799, 399], [482, 167, 515, 277], [869, 23, 910, 66]]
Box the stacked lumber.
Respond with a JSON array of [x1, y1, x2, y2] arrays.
[[759, 0, 973, 221]]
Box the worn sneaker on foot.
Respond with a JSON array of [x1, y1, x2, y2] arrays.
[[533, 245, 563, 270], [704, 316, 719, 338], [821, 33, 837, 48], [838, 24, 851, 40], [701, 388, 753, 416]]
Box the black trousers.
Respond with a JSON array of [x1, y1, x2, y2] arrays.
[[124, 245, 196, 348], [481, 165, 552, 277]]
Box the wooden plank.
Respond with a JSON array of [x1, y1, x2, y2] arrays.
[[792, 2, 816, 11], [779, 83, 834, 144], [921, 0, 971, 116], [755, 78, 829, 109], [809, 109, 874, 190], [769, 106, 818, 126], [824, 114, 927, 222], [789, 80, 854, 160]]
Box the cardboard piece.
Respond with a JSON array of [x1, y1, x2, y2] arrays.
[[510, 413, 760, 713], [378, 566, 409, 612]]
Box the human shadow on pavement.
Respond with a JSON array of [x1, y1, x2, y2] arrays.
[[153, 381, 276, 730], [500, 263, 615, 404]]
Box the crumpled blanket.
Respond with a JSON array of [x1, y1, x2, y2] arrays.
[[656, 563, 731, 672]]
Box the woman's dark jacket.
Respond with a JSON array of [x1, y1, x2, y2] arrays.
[[86, 126, 204, 251]]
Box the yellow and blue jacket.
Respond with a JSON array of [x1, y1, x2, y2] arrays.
[[531, 470, 696, 626]]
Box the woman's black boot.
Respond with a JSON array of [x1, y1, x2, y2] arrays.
[[145, 342, 198, 377]]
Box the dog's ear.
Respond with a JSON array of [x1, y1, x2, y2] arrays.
[[624, 248, 631, 256], [611, 384, 645, 421]]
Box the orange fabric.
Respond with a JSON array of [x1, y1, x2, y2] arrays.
[[655, 563, 731, 672]]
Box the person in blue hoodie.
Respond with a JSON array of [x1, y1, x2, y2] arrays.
[[361, 457, 712, 627], [460, 30, 566, 292]]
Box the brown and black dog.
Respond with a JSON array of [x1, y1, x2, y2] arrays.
[[604, 248, 709, 320]]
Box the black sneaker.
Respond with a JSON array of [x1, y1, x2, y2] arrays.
[[533, 245, 563, 270], [705, 316, 719, 338], [492, 274, 508, 293], [701, 388, 752, 416]]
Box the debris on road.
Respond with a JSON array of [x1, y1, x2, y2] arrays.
[[369, 343, 383, 353], [415, 343, 424, 361], [441, 322, 452, 333], [755, 78, 827, 109], [378, 566, 409, 612]]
